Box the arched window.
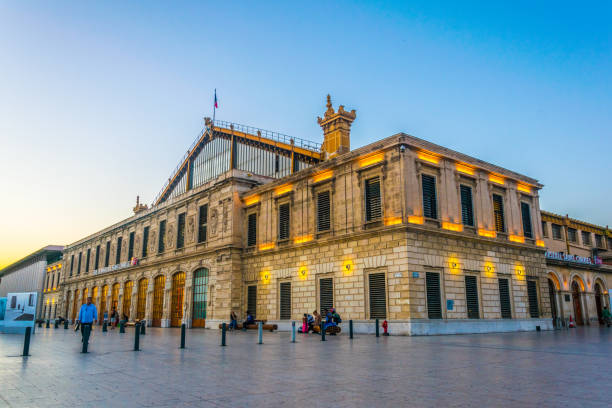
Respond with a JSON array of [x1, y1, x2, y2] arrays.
[[192, 268, 209, 328], [170, 272, 186, 327]]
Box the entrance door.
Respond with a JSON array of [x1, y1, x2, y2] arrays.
[[192, 268, 209, 328], [152, 275, 165, 327], [595, 284, 603, 324], [100, 285, 108, 325], [136, 278, 148, 320], [572, 281, 583, 325], [111, 283, 120, 314], [170, 272, 185, 327]]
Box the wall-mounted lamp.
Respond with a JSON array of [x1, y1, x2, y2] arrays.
[[346, 264, 351, 271], [486, 266, 492, 272], [452, 263, 457, 268]]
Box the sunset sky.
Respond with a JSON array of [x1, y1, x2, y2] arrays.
[[1, 1, 610, 269]]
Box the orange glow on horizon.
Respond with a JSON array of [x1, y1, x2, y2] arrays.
[[509, 235, 525, 243], [384, 217, 403, 226], [244, 195, 260, 206], [442, 222, 463, 232], [408, 215, 424, 224], [478, 229, 496, 238], [455, 163, 475, 175], [489, 174, 505, 185], [417, 151, 440, 164], [358, 152, 384, 167], [275, 184, 293, 196], [312, 170, 333, 183]]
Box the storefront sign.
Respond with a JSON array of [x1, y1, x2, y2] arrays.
[[545, 251, 602, 265]]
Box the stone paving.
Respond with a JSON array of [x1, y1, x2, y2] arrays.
[[0, 325, 611, 407]]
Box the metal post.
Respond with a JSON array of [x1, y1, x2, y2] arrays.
[[102, 321, 108, 332], [46, 320, 50, 328], [221, 322, 226, 346], [64, 320, 69, 330], [119, 322, 125, 333], [321, 325, 326, 341], [54, 320, 59, 329], [258, 321, 263, 344], [22, 326, 32, 356], [134, 322, 140, 351], [349, 320, 354, 339], [180, 323, 186, 349], [291, 321, 296, 343], [375, 319, 380, 337], [140, 321, 146, 335], [38, 321, 42, 328], [82, 324, 91, 353]]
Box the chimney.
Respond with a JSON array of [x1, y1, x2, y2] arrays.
[[317, 95, 356, 159], [133, 195, 148, 215]]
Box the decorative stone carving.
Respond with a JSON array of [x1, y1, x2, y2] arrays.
[[187, 216, 195, 243], [121, 239, 127, 257], [210, 208, 218, 236], [222, 202, 229, 233], [149, 230, 157, 253], [167, 225, 175, 249], [135, 235, 141, 255]]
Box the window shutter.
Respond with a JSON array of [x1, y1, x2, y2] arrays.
[[317, 191, 331, 232], [465, 276, 479, 319], [128, 232, 135, 259], [279, 203, 290, 240], [198, 204, 208, 243], [142, 227, 149, 257], [365, 177, 382, 221], [77, 252, 82, 275], [85, 249, 91, 273], [521, 202, 532, 238], [368, 273, 387, 318], [319, 278, 334, 313], [527, 280, 539, 318], [552, 224, 562, 240], [460, 185, 474, 226], [116, 237, 122, 264], [247, 285, 257, 319], [498, 278, 512, 319], [568, 228, 577, 242], [581, 231, 591, 246], [280, 282, 291, 320], [426, 272, 442, 319], [541, 221, 547, 237], [492, 194, 505, 233], [158, 221, 166, 253], [177, 213, 186, 249], [247, 213, 257, 247], [422, 174, 437, 219], [105, 241, 110, 267]]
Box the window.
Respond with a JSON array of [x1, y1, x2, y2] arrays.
[[498, 278, 512, 319], [541, 221, 548, 237], [142, 227, 149, 257], [608, 237, 612, 250], [368, 272, 387, 319], [105, 241, 110, 267], [595, 234, 603, 248], [317, 191, 331, 232], [278, 203, 290, 240], [158, 220, 166, 253], [247, 285, 257, 319], [45, 274, 50, 290], [77, 252, 82, 275], [70, 255, 74, 277], [460, 185, 474, 226], [365, 176, 382, 222], [520, 202, 532, 239], [426, 272, 442, 319], [128, 232, 135, 259], [94, 245, 100, 270], [247, 213, 257, 247], [319, 278, 334, 313], [279, 282, 291, 320], [527, 280, 539, 318], [116, 236, 122, 264], [177, 213, 186, 249], [198, 204, 208, 243], [551, 224, 562, 240], [422, 174, 437, 219], [581, 231, 591, 246], [568, 228, 577, 243], [492, 194, 505, 233], [85, 249, 91, 273], [465, 275, 479, 319]]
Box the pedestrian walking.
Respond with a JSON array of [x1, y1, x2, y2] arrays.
[[77, 297, 98, 343]]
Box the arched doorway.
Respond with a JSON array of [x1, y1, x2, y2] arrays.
[[136, 278, 148, 321], [595, 283, 603, 324], [170, 272, 186, 327], [572, 281, 583, 325], [64, 291, 71, 319], [92, 286, 98, 312], [100, 285, 108, 324], [82, 288, 88, 306], [72, 289, 79, 322], [111, 283, 120, 314], [192, 268, 209, 328], [547, 279, 558, 322], [123, 281, 133, 319], [152, 275, 165, 327]]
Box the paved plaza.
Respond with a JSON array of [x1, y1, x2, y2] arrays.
[[1, 326, 611, 407]]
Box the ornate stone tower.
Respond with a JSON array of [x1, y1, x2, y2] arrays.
[[317, 95, 356, 159]]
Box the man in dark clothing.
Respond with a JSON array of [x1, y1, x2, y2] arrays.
[[242, 311, 254, 331]]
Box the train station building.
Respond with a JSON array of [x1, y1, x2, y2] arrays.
[[59, 96, 554, 334]]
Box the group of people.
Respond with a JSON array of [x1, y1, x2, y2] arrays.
[[301, 308, 342, 335], [228, 310, 255, 331]]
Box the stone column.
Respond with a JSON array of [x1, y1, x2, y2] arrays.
[[130, 283, 139, 321], [145, 279, 154, 325], [532, 193, 544, 242], [404, 150, 422, 218], [475, 171, 494, 232], [439, 159, 460, 225], [184, 270, 193, 327], [506, 182, 522, 237], [162, 275, 172, 327]]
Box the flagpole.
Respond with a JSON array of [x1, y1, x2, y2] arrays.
[[213, 88, 216, 124]]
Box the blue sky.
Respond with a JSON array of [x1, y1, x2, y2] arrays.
[[1, 1, 610, 267]]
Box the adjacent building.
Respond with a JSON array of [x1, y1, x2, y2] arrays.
[[541, 211, 611, 326], [59, 97, 554, 335], [41, 259, 64, 321]]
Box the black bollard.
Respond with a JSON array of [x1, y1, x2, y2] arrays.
[[375, 319, 380, 337], [119, 322, 125, 333], [321, 325, 326, 341], [82, 324, 91, 353], [54, 320, 59, 329], [134, 323, 140, 351], [64, 320, 69, 330], [180, 323, 186, 349], [38, 321, 42, 328], [23, 326, 32, 356], [140, 321, 146, 335], [349, 320, 354, 339], [221, 323, 226, 346], [46, 320, 50, 328], [102, 321, 108, 332]]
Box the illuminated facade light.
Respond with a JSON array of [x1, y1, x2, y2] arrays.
[[455, 163, 475, 175], [489, 174, 505, 185], [244, 195, 260, 206], [536, 240, 545, 247], [274, 184, 293, 196], [298, 266, 308, 280], [509, 235, 525, 243], [261, 270, 271, 284], [294, 235, 313, 244], [358, 152, 384, 168], [517, 184, 531, 194], [417, 151, 440, 165], [442, 222, 463, 232], [312, 170, 333, 183], [258, 243, 275, 251], [384, 217, 403, 226], [342, 259, 354, 276], [408, 215, 424, 224], [478, 229, 496, 238]]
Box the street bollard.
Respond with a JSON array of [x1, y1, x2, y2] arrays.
[[291, 321, 296, 343], [23, 326, 32, 356], [375, 319, 380, 337], [140, 321, 146, 335], [221, 323, 227, 346], [102, 321, 108, 332], [82, 324, 91, 353], [258, 321, 263, 344], [321, 325, 326, 341], [119, 322, 125, 333], [46, 320, 50, 328], [134, 322, 140, 351], [38, 321, 42, 328], [180, 323, 186, 349], [349, 320, 354, 339], [64, 320, 69, 330], [54, 320, 59, 329]]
